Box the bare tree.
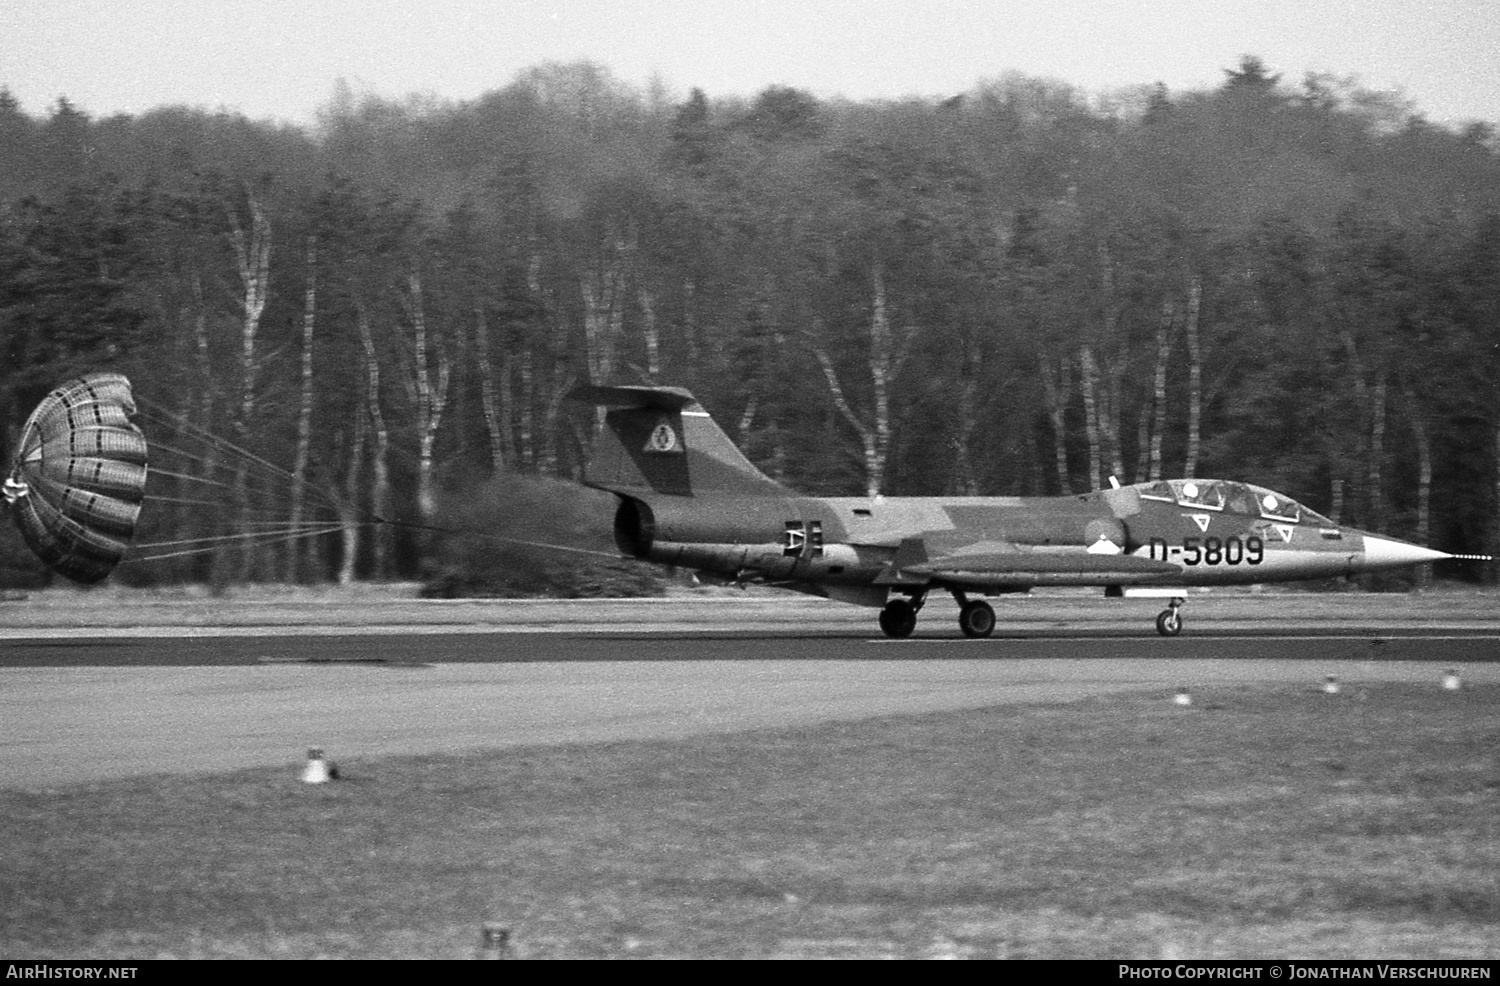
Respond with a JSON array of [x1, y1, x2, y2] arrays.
[[472, 305, 513, 473], [581, 234, 629, 386], [1078, 344, 1104, 490], [809, 268, 909, 498], [226, 187, 271, 581], [1183, 278, 1203, 478], [336, 399, 367, 585], [401, 271, 451, 523], [356, 303, 393, 577], [1037, 354, 1074, 494], [286, 234, 318, 581], [1147, 297, 1175, 482]]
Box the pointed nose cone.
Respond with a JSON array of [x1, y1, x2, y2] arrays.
[[1359, 535, 1450, 571]]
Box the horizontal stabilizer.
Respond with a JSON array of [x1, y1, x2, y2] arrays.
[[569, 385, 699, 411]]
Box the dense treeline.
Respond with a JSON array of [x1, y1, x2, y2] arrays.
[[2, 57, 1498, 587]]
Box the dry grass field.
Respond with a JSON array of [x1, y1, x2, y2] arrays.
[[3, 677, 1497, 959]]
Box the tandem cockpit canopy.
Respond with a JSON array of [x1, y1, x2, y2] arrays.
[[1135, 479, 1334, 526]]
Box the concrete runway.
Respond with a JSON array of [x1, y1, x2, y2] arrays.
[[3, 597, 1499, 790]]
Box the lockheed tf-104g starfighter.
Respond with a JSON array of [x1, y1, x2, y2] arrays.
[[574, 385, 1487, 638]]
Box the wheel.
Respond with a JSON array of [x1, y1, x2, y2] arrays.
[[1155, 608, 1182, 637], [958, 599, 996, 639], [879, 599, 917, 639]]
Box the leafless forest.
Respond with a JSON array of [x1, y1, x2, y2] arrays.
[[2, 57, 1497, 587]]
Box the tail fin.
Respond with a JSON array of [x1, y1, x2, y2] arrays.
[[570, 385, 791, 497]]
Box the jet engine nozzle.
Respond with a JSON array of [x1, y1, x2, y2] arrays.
[[613, 498, 656, 557]]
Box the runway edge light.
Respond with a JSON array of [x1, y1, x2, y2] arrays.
[[1174, 688, 1192, 707], [1443, 669, 1463, 692], [478, 923, 513, 959], [301, 748, 337, 784], [1323, 675, 1341, 695]]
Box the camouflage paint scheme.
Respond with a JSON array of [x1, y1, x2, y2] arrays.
[[573, 385, 1462, 637]]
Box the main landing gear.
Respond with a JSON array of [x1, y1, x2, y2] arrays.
[[878, 595, 921, 639], [1155, 597, 1186, 637], [877, 590, 997, 639]]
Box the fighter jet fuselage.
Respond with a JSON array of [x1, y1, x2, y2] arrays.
[[574, 385, 1472, 638]]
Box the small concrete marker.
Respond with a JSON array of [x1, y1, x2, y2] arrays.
[[1173, 687, 1192, 707], [1323, 675, 1341, 695], [478, 922, 513, 959], [1443, 669, 1463, 692], [301, 748, 336, 784]]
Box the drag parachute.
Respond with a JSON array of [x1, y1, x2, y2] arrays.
[[3, 373, 148, 583]]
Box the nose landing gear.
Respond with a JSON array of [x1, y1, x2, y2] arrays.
[[1155, 597, 1185, 636]]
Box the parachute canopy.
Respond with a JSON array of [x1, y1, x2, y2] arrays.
[[4, 373, 148, 583]]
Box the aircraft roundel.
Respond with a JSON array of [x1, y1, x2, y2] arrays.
[[1084, 517, 1126, 553], [646, 422, 679, 453]]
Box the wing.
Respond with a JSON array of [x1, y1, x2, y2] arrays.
[[876, 538, 1182, 589]]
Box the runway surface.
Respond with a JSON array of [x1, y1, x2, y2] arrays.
[[3, 596, 1499, 789]]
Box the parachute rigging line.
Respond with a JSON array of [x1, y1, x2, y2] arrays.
[[128, 524, 348, 563], [6, 375, 623, 578], [124, 396, 348, 564], [133, 401, 626, 565], [133, 399, 344, 514], [369, 516, 625, 562]]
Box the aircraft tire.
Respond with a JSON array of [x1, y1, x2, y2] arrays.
[[1155, 608, 1183, 637], [959, 600, 996, 639], [879, 599, 917, 639]]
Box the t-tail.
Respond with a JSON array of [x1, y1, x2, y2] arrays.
[[570, 385, 791, 499]]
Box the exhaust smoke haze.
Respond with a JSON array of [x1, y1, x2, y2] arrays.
[[424, 473, 663, 598]]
